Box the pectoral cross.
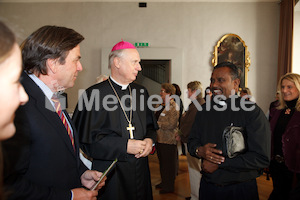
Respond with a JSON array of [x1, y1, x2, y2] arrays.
[[127, 123, 135, 139]]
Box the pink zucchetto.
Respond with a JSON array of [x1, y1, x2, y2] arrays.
[[111, 40, 136, 52]]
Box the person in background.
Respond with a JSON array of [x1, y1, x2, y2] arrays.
[[266, 91, 280, 120], [179, 81, 205, 200], [269, 91, 280, 110], [268, 73, 300, 200], [264, 91, 281, 179], [155, 83, 179, 194], [240, 87, 252, 101], [188, 62, 270, 200], [0, 20, 28, 200], [96, 74, 108, 83], [205, 86, 212, 100], [2, 25, 105, 200], [73, 40, 157, 200], [172, 83, 184, 123], [172, 83, 185, 156]]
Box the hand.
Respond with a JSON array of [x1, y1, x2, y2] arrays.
[[135, 138, 153, 158], [81, 170, 106, 190], [196, 143, 225, 164], [127, 139, 146, 155], [72, 188, 98, 200], [201, 159, 219, 173]]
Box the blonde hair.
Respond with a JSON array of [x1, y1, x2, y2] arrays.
[[187, 81, 203, 98], [277, 73, 300, 111], [241, 87, 252, 96], [96, 75, 108, 83]]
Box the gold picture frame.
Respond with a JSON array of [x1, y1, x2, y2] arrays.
[[212, 33, 251, 88]]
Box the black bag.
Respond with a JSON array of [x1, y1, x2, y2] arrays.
[[222, 124, 247, 158]]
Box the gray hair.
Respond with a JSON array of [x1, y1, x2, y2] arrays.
[[108, 49, 126, 68]]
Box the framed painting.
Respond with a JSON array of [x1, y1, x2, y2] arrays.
[[212, 33, 251, 89]]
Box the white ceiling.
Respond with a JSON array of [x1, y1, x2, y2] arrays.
[[4, 1, 300, 13], [0, 0, 280, 2], [2, 0, 299, 11], [3, 0, 300, 11]]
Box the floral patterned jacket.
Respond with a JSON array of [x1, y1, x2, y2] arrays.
[[156, 99, 179, 145]]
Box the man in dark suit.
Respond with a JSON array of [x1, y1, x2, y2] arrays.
[[2, 26, 105, 200]]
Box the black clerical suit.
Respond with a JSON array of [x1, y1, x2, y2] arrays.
[[73, 78, 157, 200], [188, 97, 270, 200], [2, 72, 87, 200]]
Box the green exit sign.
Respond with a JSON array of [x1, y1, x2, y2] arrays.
[[135, 42, 149, 47]]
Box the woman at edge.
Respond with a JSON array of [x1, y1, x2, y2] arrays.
[[0, 21, 28, 199], [155, 83, 179, 194], [268, 73, 300, 200]]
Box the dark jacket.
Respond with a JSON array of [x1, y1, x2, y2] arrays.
[[269, 107, 300, 173], [188, 97, 271, 185], [3, 72, 86, 200], [180, 97, 205, 143], [72, 78, 157, 200]]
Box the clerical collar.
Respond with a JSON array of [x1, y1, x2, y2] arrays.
[[110, 76, 129, 90]]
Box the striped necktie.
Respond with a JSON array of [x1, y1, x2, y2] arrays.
[[51, 94, 75, 151]]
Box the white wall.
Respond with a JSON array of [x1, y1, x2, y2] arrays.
[[294, 10, 300, 75], [0, 2, 280, 112]]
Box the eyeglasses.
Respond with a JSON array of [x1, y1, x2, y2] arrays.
[[160, 90, 166, 93]]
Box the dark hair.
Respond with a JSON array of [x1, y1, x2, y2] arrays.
[[21, 25, 84, 75], [172, 83, 181, 96], [205, 86, 211, 95], [162, 83, 176, 95], [213, 62, 240, 80], [0, 21, 15, 64]]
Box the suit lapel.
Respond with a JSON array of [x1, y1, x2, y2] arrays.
[[21, 72, 77, 158]]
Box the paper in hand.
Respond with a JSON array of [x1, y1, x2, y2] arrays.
[[91, 158, 118, 191]]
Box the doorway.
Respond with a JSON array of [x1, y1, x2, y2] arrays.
[[136, 59, 171, 96]]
